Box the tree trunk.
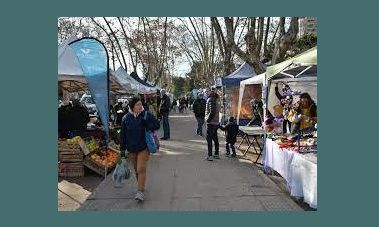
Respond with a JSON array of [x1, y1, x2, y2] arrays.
[[271, 17, 299, 64], [257, 17, 265, 57], [263, 17, 270, 59]]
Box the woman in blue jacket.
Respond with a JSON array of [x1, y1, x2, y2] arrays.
[[120, 96, 160, 201]]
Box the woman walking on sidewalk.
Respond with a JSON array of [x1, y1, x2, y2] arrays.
[[120, 96, 160, 201]]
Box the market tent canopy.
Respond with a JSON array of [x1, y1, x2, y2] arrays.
[[222, 62, 265, 87], [266, 47, 317, 118], [266, 47, 317, 80], [130, 71, 155, 88], [267, 66, 317, 116], [58, 36, 83, 78], [58, 36, 132, 95], [236, 73, 266, 123], [115, 67, 157, 95]]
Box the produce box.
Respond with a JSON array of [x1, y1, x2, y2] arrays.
[[83, 149, 118, 176], [58, 150, 83, 162], [58, 162, 84, 177], [83, 156, 114, 177]]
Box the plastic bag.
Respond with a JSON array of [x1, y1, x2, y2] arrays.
[[145, 130, 159, 153], [112, 157, 131, 187]]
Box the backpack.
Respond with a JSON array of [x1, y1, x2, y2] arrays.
[[144, 111, 160, 153]]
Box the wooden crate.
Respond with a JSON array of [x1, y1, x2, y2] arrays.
[[58, 162, 84, 177], [83, 156, 115, 177], [58, 147, 83, 162]]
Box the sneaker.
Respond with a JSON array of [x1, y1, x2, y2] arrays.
[[231, 153, 237, 158], [134, 191, 145, 201], [213, 155, 220, 159], [226, 153, 231, 157], [205, 156, 213, 161]]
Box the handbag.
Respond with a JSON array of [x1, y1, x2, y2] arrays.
[[144, 111, 160, 153]]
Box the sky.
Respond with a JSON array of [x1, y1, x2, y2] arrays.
[[59, 17, 299, 80]]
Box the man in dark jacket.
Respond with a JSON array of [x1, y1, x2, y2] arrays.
[[70, 99, 90, 131], [192, 93, 206, 136], [159, 89, 171, 140], [219, 116, 239, 157], [205, 86, 221, 161]]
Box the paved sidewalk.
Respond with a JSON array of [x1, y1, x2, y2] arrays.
[[80, 113, 302, 211]]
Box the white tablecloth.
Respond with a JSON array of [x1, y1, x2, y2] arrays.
[[239, 126, 266, 135], [264, 139, 317, 208]]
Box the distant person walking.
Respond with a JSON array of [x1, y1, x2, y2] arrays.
[[192, 93, 206, 136], [159, 89, 171, 140]]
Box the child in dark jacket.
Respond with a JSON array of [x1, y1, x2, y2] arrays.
[[219, 116, 239, 157]]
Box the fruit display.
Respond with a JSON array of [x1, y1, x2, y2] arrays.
[[58, 139, 80, 150], [86, 139, 100, 153], [66, 136, 82, 144], [89, 149, 119, 168]]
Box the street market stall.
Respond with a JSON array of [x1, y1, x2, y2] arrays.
[[58, 36, 161, 178], [263, 47, 317, 208]]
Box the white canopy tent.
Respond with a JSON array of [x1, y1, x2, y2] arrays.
[[58, 36, 152, 95], [115, 67, 157, 95], [266, 47, 317, 80], [236, 47, 317, 124], [266, 47, 317, 117], [236, 73, 266, 123]]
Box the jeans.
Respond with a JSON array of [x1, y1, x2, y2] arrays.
[[162, 112, 170, 138], [196, 116, 205, 136], [206, 124, 219, 157], [225, 142, 236, 155]]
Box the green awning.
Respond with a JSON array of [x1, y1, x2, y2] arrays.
[[266, 47, 317, 80]]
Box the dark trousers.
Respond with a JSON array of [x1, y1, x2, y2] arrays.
[[226, 142, 236, 155], [196, 116, 205, 136], [206, 124, 219, 157], [162, 112, 170, 138]]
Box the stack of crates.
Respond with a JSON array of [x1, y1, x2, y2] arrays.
[[58, 139, 84, 177]]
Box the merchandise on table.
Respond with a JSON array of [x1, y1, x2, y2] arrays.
[[269, 132, 317, 153]]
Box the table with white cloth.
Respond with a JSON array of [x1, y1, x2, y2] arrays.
[[264, 139, 317, 209], [238, 126, 266, 163]]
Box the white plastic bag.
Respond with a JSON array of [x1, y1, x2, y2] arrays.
[[112, 157, 131, 187]]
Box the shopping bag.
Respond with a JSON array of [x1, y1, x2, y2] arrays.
[[112, 157, 130, 187], [145, 131, 160, 153], [144, 112, 160, 154]]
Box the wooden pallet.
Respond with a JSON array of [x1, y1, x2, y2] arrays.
[[58, 162, 84, 177]]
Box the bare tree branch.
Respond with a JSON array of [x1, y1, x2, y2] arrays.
[[90, 17, 124, 70], [103, 17, 127, 71]]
